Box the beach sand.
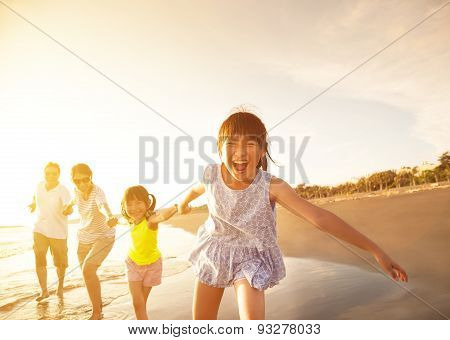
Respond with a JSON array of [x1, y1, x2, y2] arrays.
[[1, 185, 449, 320]]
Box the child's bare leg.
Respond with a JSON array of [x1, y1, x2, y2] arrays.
[[142, 286, 153, 318], [192, 279, 224, 320], [129, 281, 150, 320], [143, 286, 152, 301], [233, 279, 265, 320]]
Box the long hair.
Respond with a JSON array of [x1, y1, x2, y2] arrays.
[[217, 109, 274, 170], [121, 185, 156, 224]]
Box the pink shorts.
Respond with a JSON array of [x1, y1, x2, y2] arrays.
[[125, 256, 162, 287]]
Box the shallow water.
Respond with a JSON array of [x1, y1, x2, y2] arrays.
[[0, 223, 195, 320]]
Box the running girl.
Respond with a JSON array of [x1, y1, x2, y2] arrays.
[[121, 185, 178, 320], [179, 110, 408, 320]]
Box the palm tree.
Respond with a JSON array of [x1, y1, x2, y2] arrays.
[[438, 151, 450, 182], [394, 174, 402, 188], [396, 167, 412, 188], [432, 168, 439, 183], [379, 170, 396, 190], [410, 166, 418, 186], [421, 170, 433, 184], [368, 173, 382, 191], [356, 177, 367, 192]]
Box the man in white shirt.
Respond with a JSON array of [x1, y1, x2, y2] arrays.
[[29, 162, 72, 301]]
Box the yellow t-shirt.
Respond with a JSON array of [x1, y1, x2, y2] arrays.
[[128, 218, 161, 265]]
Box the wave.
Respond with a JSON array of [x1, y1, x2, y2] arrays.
[[0, 244, 32, 259]]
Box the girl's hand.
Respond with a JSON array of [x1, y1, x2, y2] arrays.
[[374, 250, 408, 282], [178, 203, 191, 215], [107, 216, 118, 228]]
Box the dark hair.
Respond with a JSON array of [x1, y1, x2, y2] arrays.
[[44, 162, 60, 173], [121, 185, 156, 224], [217, 108, 274, 170], [71, 163, 92, 179]]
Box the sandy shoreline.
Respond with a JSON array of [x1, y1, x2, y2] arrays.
[[1, 185, 449, 320]]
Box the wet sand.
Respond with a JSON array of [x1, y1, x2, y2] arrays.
[[1, 186, 449, 319]]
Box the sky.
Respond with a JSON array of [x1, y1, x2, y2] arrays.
[[1, 0, 449, 225]]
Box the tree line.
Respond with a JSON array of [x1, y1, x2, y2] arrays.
[[295, 151, 450, 200]]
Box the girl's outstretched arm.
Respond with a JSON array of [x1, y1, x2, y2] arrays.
[[148, 204, 178, 224], [270, 177, 408, 282], [178, 182, 206, 214]]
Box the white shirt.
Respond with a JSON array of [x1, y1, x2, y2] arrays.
[[74, 185, 115, 243], [34, 181, 72, 239]]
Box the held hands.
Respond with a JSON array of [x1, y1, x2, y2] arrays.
[[106, 215, 118, 228], [373, 250, 408, 282], [178, 203, 191, 215]]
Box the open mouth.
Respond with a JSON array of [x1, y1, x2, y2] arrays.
[[232, 161, 248, 173]]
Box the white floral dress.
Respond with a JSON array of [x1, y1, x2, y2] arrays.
[[189, 163, 286, 290]]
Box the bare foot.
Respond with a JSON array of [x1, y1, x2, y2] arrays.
[[88, 312, 103, 320], [36, 291, 49, 302], [57, 287, 64, 298]]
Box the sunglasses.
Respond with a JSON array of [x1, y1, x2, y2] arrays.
[[45, 172, 59, 176], [73, 177, 91, 185]]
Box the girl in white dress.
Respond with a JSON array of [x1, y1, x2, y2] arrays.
[[179, 110, 408, 320]]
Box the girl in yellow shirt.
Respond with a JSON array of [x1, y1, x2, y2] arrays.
[[121, 185, 178, 320]]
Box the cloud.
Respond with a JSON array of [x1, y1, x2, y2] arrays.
[[255, 0, 450, 153]]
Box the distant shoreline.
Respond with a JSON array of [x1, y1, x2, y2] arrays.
[[309, 181, 450, 205], [189, 181, 450, 211], [2, 181, 448, 228]]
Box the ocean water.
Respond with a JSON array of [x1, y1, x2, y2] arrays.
[[0, 223, 195, 320]]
